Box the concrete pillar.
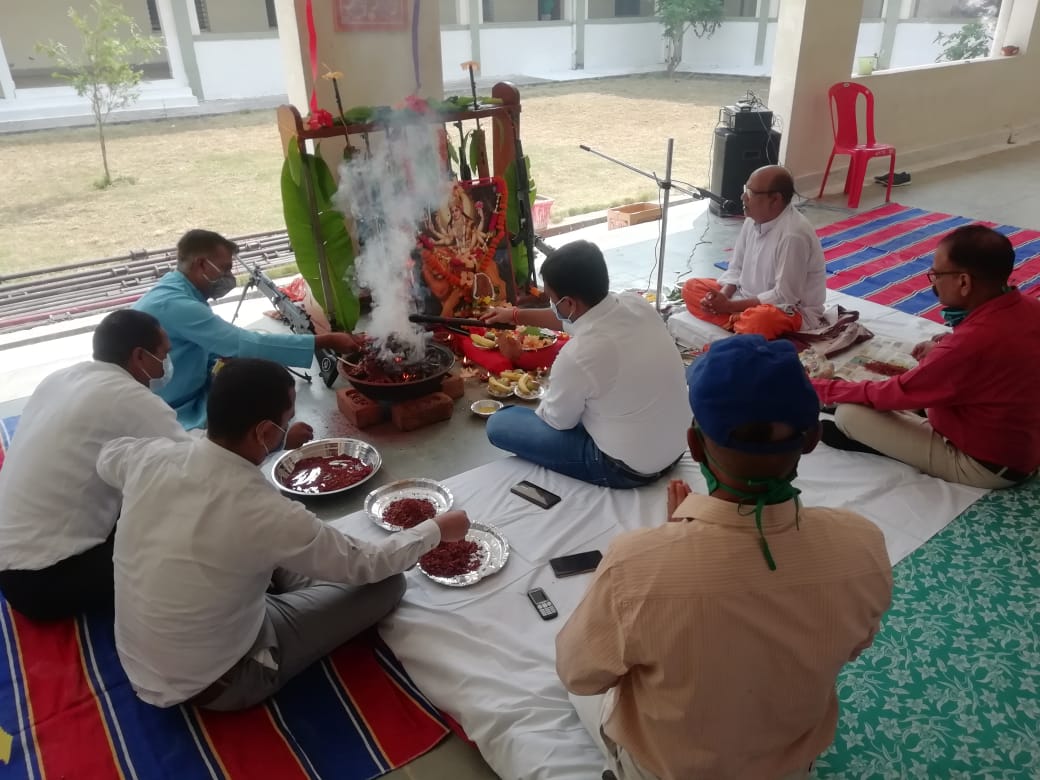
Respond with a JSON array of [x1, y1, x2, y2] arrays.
[[0, 34, 16, 100], [753, 0, 770, 68], [275, 0, 445, 168], [877, 0, 902, 70], [156, 0, 204, 98], [154, 0, 188, 85], [767, 0, 861, 186], [574, 0, 585, 69], [468, 0, 482, 67]]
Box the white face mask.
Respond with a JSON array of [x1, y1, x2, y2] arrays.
[[262, 422, 288, 457], [549, 297, 574, 333], [144, 350, 174, 393]]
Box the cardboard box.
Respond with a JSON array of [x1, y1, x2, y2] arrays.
[[607, 202, 662, 230]]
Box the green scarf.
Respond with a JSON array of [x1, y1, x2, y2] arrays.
[[699, 455, 801, 571]]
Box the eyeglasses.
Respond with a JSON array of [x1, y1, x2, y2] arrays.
[[925, 270, 964, 284], [743, 186, 778, 197]]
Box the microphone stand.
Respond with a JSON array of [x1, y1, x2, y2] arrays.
[[579, 141, 733, 313]]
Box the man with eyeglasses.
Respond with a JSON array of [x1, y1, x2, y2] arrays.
[[813, 224, 1040, 488], [681, 165, 826, 339], [135, 229, 360, 430]]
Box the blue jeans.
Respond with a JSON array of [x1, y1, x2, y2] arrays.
[[485, 406, 658, 489]]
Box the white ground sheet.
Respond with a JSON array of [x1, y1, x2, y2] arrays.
[[330, 295, 985, 780]]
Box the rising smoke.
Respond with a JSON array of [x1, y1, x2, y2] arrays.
[[336, 122, 450, 361]]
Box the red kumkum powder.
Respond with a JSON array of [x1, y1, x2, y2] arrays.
[[862, 360, 910, 377], [420, 540, 483, 577], [283, 455, 374, 493], [383, 498, 437, 529]]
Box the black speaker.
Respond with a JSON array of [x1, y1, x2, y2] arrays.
[[708, 126, 781, 217]]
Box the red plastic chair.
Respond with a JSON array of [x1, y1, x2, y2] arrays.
[[818, 82, 896, 209]]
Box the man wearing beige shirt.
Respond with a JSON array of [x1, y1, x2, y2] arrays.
[[556, 335, 893, 780]]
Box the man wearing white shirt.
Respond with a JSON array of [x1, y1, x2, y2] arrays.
[[682, 166, 827, 337], [482, 241, 689, 488], [97, 358, 470, 710], [0, 310, 189, 620]]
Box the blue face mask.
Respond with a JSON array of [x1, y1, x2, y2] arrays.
[[941, 307, 969, 327], [145, 350, 174, 393]]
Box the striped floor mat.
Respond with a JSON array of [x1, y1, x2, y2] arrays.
[[819, 203, 1040, 322], [0, 414, 450, 779]]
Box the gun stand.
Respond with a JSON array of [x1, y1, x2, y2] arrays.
[[580, 140, 728, 313], [230, 263, 340, 387]]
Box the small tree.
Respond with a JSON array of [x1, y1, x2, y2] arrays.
[[37, 0, 162, 187], [934, 20, 993, 62], [656, 0, 724, 76]]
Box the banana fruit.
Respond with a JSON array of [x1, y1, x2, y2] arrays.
[[500, 369, 524, 382], [488, 376, 513, 395], [517, 373, 541, 396], [471, 333, 497, 349]]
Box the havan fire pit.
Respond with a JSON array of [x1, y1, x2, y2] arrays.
[[338, 338, 455, 403]]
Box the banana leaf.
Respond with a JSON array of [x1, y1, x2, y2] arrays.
[[504, 156, 536, 287], [280, 140, 359, 331]]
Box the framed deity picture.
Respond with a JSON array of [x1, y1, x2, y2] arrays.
[[334, 0, 409, 32]]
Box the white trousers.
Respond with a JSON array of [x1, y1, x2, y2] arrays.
[[569, 691, 812, 780]]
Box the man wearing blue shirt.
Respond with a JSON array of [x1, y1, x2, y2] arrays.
[[135, 229, 359, 429]]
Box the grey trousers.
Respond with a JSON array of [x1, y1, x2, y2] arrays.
[[198, 569, 406, 711]]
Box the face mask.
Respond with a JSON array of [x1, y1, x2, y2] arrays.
[[941, 307, 969, 327], [697, 433, 802, 571], [144, 350, 174, 393], [549, 297, 574, 333], [261, 422, 288, 457], [204, 259, 237, 299]]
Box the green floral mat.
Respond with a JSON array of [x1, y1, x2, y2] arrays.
[[815, 479, 1040, 778]]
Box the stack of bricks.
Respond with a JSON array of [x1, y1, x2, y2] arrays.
[[336, 370, 465, 432]]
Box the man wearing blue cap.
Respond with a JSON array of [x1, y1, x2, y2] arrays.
[[557, 335, 893, 780]]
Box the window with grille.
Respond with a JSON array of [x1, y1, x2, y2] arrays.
[[266, 0, 278, 28], [194, 0, 211, 31], [615, 0, 642, 15], [146, 0, 162, 32]]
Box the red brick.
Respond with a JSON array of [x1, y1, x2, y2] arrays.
[[336, 388, 386, 430], [391, 392, 454, 432], [440, 371, 465, 400]]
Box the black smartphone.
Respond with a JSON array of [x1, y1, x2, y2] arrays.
[[510, 480, 562, 510], [549, 550, 603, 578], [526, 588, 558, 620]]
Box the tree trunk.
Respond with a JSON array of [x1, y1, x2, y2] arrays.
[[97, 119, 111, 187], [666, 30, 684, 76]]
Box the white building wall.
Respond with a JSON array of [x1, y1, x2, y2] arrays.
[[680, 21, 763, 75], [440, 28, 473, 78], [194, 37, 286, 100], [479, 24, 572, 77], [584, 20, 664, 70]]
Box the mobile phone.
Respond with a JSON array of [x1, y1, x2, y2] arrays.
[[549, 550, 603, 578], [510, 480, 562, 510], [526, 587, 558, 620]]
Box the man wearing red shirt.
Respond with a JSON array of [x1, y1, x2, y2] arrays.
[[814, 225, 1040, 489]]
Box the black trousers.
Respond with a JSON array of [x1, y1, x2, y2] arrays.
[[0, 532, 115, 621]]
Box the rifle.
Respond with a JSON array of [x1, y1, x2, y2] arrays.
[[231, 265, 339, 387]]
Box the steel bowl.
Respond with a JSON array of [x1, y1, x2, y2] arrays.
[[271, 438, 382, 497], [365, 478, 455, 531], [471, 399, 504, 417]]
